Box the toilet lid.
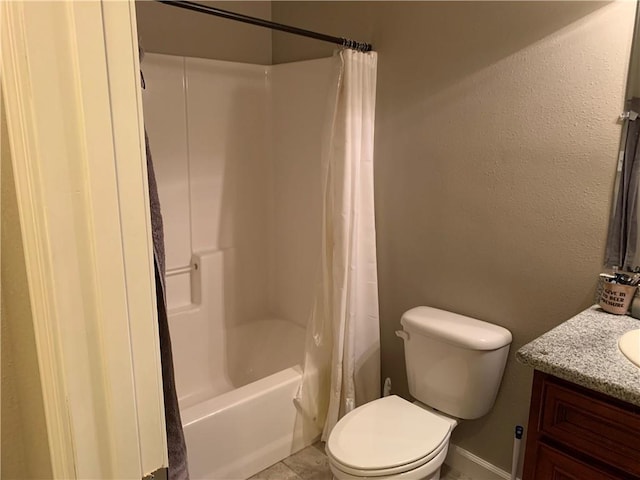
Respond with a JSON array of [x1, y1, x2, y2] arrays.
[[326, 396, 452, 472]]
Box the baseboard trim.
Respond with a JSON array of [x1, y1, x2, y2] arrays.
[[445, 443, 521, 480]]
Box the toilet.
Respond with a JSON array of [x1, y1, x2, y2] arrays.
[[326, 306, 512, 480]]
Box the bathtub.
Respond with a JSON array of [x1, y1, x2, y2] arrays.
[[182, 365, 317, 479], [168, 250, 321, 479]]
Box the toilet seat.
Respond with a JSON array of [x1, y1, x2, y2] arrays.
[[326, 396, 452, 477], [328, 433, 449, 477]]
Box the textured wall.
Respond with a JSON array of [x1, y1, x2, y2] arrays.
[[135, 1, 272, 64], [628, 12, 640, 98], [272, 1, 635, 472], [1, 91, 53, 480]]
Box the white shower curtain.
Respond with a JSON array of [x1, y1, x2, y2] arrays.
[[294, 49, 380, 440]]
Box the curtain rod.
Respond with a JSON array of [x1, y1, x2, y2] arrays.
[[155, 0, 373, 53]]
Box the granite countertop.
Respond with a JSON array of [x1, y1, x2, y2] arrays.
[[516, 305, 640, 407]]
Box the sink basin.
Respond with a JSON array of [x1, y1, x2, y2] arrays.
[[619, 329, 640, 368]]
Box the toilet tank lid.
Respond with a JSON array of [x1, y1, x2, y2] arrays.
[[400, 307, 512, 350]]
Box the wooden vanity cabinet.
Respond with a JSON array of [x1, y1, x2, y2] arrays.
[[522, 371, 640, 480]]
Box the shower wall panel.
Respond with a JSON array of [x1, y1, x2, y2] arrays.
[[142, 54, 271, 320], [143, 53, 335, 330], [141, 54, 191, 309], [270, 58, 335, 328], [186, 58, 271, 327]]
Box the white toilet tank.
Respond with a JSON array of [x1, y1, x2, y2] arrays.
[[399, 306, 512, 420]]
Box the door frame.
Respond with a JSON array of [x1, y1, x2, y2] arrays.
[[1, 1, 167, 478]]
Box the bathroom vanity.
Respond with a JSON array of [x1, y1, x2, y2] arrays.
[[517, 307, 640, 480]]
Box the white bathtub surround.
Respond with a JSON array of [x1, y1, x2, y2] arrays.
[[295, 49, 381, 440], [167, 250, 305, 408], [165, 251, 319, 479], [142, 54, 336, 479]]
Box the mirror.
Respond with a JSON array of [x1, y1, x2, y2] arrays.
[[605, 5, 640, 270]]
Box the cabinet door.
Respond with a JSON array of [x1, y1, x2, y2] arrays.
[[540, 377, 640, 476], [536, 444, 624, 480], [523, 372, 640, 480]]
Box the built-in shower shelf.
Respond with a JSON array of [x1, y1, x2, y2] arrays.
[[167, 303, 200, 316]]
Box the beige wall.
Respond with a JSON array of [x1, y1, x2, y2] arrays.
[[1, 92, 53, 479], [628, 11, 640, 98], [272, 1, 635, 471], [135, 1, 272, 64]]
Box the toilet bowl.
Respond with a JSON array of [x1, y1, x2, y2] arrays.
[[326, 307, 512, 480], [327, 396, 457, 480]]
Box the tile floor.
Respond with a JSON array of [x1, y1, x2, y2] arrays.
[[249, 443, 473, 480]]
